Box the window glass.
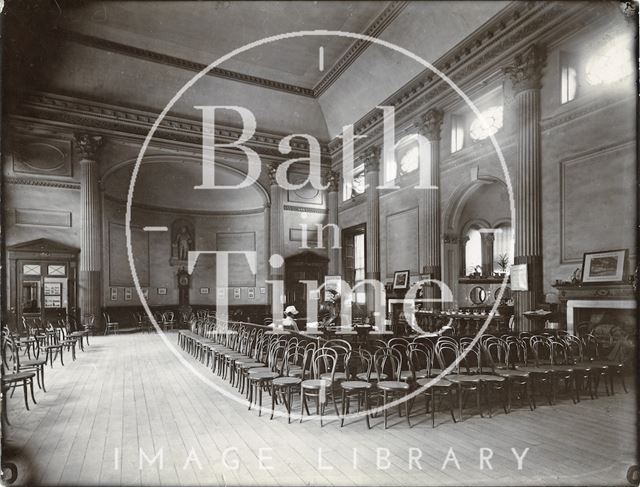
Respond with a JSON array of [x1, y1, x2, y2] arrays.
[[585, 35, 632, 86], [464, 228, 482, 275], [48, 265, 66, 276], [450, 114, 464, 153], [398, 144, 420, 175], [343, 164, 366, 200], [353, 233, 366, 304], [561, 53, 578, 104], [493, 224, 514, 274], [469, 106, 503, 141], [23, 264, 41, 275]]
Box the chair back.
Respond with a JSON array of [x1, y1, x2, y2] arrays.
[[308, 348, 337, 381], [373, 347, 402, 382], [435, 339, 460, 374]]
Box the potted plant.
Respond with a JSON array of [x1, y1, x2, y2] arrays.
[[495, 253, 510, 276]]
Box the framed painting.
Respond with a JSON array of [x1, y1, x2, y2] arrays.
[[392, 270, 410, 290], [582, 249, 627, 283]]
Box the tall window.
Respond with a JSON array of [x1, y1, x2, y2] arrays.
[[343, 163, 365, 201], [493, 224, 514, 274], [385, 136, 427, 183], [342, 226, 366, 304], [469, 106, 503, 142], [450, 114, 464, 153], [464, 227, 482, 275], [585, 34, 632, 86], [353, 233, 366, 304], [560, 52, 578, 104]]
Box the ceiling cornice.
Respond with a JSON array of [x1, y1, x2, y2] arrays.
[[57, 29, 317, 98], [327, 1, 605, 160], [53, 1, 406, 99], [312, 1, 408, 96], [8, 91, 332, 165]]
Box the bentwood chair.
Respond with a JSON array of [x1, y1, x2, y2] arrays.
[[436, 339, 483, 421], [4, 333, 47, 393], [372, 348, 411, 429], [300, 348, 340, 426], [1, 335, 37, 423], [409, 344, 457, 427], [491, 339, 535, 412], [339, 350, 373, 429], [103, 312, 119, 335], [584, 333, 627, 396]]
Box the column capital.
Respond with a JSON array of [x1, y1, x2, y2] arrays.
[[442, 233, 459, 244], [480, 231, 495, 243], [325, 170, 340, 192], [415, 108, 444, 142], [363, 145, 381, 174], [74, 133, 103, 161], [268, 161, 279, 186], [503, 44, 546, 94]]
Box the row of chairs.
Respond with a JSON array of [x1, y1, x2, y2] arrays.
[[1, 321, 90, 424], [178, 321, 628, 429]]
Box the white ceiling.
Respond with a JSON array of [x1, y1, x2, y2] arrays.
[[22, 1, 512, 139], [58, 1, 387, 88]]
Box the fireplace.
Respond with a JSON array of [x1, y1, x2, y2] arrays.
[[553, 283, 636, 335]]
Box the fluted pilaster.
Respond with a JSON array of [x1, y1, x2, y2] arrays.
[[326, 170, 341, 275], [268, 162, 286, 319], [75, 133, 103, 324], [364, 146, 381, 314], [504, 45, 545, 331], [416, 108, 443, 308]]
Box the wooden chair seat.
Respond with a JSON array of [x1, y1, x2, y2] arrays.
[[356, 372, 387, 381], [249, 371, 279, 381], [320, 371, 346, 381], [2, 371, 36, 382], [247, 367, 273, 375], [340, 380, 373, 390], [377, 380, 410, 391], [446, 374, 482, 383], [416, 377, 454, 388], [477, 374, 506, 382], [301, 378, 332, 389], [272, 377, 301, 386], [238, 362, 265, 370]]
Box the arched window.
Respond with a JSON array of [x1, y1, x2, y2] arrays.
[[469, 106, 503, 141], [384, 136, 429, 183], [493, 223, 514, 274], [464, 227, 482, 276]]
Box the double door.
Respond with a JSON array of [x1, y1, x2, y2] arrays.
[[17, 260, 76, 331]]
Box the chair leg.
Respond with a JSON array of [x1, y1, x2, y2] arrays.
[[364, 392, 371, 430], [270, 385, 276, 420], [300, 392, 306, 423], [29, 380, 37, 404], [340, 390, 346, 427], [405, 393, 411, 427], [22, 381, 29, 411], [383, 391, 388, 429]]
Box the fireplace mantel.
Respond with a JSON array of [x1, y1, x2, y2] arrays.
[[552, 283, 636, 334], [552, 283, 635, 302]]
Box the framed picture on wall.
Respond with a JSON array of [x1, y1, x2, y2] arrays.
[[157, 287, 167, 295], [44, 282, 61, 296], [392, 270, 410, 290], [124, 288, 132, 300], [142, 288, 149, 299], [217, 288, 225, 298], [582, 249, 627, 283], [200, 287, 209, 294], [248, 288, 255, 299], [233, 288, 241, 299], [110, 287, 118, 301], [260, 287, 266, 294]]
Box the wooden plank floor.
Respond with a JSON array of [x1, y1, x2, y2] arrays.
[[3, 333, 636, 486]]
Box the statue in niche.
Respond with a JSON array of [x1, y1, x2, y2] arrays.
[[171, 219, 195, 264]]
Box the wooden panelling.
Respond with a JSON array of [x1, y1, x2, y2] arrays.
[[14, 208, 72, 228]]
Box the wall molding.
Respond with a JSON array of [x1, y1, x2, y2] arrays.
[[328, 1, 603, 159], [5, 176, 80, 190], [10, 92, 332, 164], [559, 139, 635, 264], [283, 205, 328, 214], [56, 2, 406, 99], [13, 208, 72, 228]]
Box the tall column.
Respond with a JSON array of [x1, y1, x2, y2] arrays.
[[268, 162, 286, 319], [326, 170, 341, 276], [504, 44, 545, 331], [415, 108, 444, 308], [363, 146, 381, 315], [75, 133, 104, 324]]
